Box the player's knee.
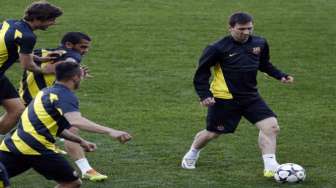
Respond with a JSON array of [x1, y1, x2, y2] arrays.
[[272, 125, 280, 135], [264, 124, 279, 136], [7, 107, 23, 119], [74, 179, 82, 187], [258, 117, 279, 135], [18, 102, 25, 112], [58, 179, 82, 188], [269, 119, 280, 135]]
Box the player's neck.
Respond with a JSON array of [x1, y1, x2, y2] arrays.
[[55, 81, 75, 91]]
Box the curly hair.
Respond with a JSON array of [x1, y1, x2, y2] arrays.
[[24, 1, 62, 21]]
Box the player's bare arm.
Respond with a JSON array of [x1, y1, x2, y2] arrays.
[[60, 129, 96, 152], [64, 111, 132, 144], [34, 50, 66, 62], [19, 53, 54, 74]]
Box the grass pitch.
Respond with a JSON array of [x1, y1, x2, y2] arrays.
[[1, 0, 335, 187]]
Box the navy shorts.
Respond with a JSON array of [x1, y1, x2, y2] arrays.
[[0, 151, 79, 183], [0, 162, 9, 187], [206, 97, 276, 134], [0, 75, 19, 103]]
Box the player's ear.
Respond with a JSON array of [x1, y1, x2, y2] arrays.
[[228, 25, 233, 32], [64, 41, 74, 48]]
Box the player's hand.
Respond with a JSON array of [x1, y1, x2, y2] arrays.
[[80, 140, 97, 152], [200, 97, 216, 107], [40, 50, 66, 62], [40, 63, 55, 74], [80, 65, 93, 79], [109, 130, 132, 144], [281, 75, 294, 84]]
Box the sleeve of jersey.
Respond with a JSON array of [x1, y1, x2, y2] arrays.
[[18, 34, 36, 54], [193, 45, 219, 100], [258, 41, 288, 80], [54, 92, 79, 114], [60, 51, 82, 63]]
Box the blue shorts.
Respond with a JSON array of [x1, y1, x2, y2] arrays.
[[206, 97, 276, 134], [0, 162, 9, 187], [0, 151, 79, 183]]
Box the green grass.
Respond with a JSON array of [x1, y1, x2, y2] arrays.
[[1, 0, 336, 187]]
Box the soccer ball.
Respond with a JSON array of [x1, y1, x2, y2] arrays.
[[274, 163, 306, 183]]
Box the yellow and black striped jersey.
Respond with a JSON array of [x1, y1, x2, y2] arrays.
[[19, 47, 82, 105], [0, 83, 79, 155], [0, 19, 36, 76]]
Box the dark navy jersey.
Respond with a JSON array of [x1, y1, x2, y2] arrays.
[[19, 47, 82, 105], [54, 47, 82, 63], [0, 83, 79, 155], [34, 47, 82, 64], [0, 19, 36, 76], [194, 35, 288, 100]]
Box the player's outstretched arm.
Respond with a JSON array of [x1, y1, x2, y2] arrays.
[[19, 53, 54, 74], [64, 112, 132, 144], [60, 129, 96, 152], [33, 50, 64, 62]]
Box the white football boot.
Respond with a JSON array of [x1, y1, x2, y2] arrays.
[[181, 152, 199, 169]]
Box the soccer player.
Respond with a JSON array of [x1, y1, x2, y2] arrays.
[[181, 12, 294, 177], [19, 32, 109, 181], [0, 61, 132, 188], [0, 1, 62, 135]]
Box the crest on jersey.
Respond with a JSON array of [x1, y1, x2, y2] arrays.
[[252, 47, 261, 55]]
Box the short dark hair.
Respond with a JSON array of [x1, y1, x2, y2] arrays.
[[61, 32, 91, 46], [55, 61, 81, 81], [229, 12, 253, 27], [24, 1, 63, 21]]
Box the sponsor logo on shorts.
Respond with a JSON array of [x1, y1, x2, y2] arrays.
[[217, 125, 225, 131]]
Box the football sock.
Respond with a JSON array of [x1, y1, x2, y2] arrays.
[[185, 147, 200, 159], [262, 154, 279, 171], [75, 158, 93, 174]]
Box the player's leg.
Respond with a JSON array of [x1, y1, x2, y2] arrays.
[[256, 117, 280, 177], [181, 129, 219, 169], [0, 151, 31, 181], [64, 127, 107, 181], [243, 98, 280, 177], [181, 98, 241, 169], [0, 98, 25, 134], [0, 76, 25, 135], [256, 117, 279, 155], [31, 153, 81, 188], [54, 179, 82, 188]]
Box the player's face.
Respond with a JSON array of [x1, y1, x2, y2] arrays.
[[229, 22, 253, 43], [73, 39, 91, 56], [36, 19, 57, 30]]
